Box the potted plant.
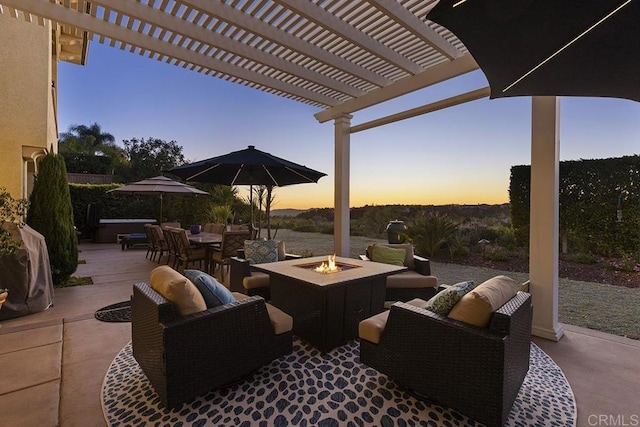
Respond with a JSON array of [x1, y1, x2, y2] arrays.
[[0, 187, 30, 309]]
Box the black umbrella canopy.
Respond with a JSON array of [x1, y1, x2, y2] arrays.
[[168, 146, 326, 227], [426, 0, 640, 102], [167, 145, 327, 187]]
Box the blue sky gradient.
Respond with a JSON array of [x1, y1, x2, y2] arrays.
[[58, 43, 639, 209]]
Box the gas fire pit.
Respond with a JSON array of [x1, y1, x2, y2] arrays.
[[253, 255, 406, 351], [295, 255, 361, 274]]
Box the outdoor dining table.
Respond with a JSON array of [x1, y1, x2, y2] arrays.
[[188, 232, 222, 273]]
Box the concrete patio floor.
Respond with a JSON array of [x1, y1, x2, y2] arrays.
[[0, 243, 638, 427]]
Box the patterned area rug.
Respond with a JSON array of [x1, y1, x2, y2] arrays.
[[94, 301, 131, 323], [102, 338, 576, 427]]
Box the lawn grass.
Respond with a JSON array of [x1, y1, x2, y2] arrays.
[[274, 228, 640, 341], [431, 262, 640, 340], [558, 279, 640, 340]]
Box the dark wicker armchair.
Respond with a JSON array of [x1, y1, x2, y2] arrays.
[[229, 243, 302, 299], [362, 243, 439, 301], [131, 282, 293, 408], [359, 291, 532, 427]]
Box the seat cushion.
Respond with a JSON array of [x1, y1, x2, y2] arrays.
[[359, 299, 426, 344], [150, 266, 206, 316], [232, 292, 293, 335], [358, 310, 389, 344], [184, 269, 235, 308], [370, 244, 406, 266], [242, 271, 271, 289], [423, 280, 475, 315], [386, 271, 438, 288], [244, 239, 279, 264], [448, 275, 518, 327]]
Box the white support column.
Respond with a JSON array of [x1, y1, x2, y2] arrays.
[[333, 114, 352, 257], [529, 96, 564, 341]]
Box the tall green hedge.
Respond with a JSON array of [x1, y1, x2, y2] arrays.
[[69, 184, 217, 237], [510, 155, 640, 256], [27, 154, 78, 285]]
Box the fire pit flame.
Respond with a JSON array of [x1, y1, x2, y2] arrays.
[[314, 254, 341, 273]]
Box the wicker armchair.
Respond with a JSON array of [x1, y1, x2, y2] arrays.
[[229, 242, 301, 299], [362, 243, 439, 301], [131, 282, 293, 408], [359, 291, 532, 427]]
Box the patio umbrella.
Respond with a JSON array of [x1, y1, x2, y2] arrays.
[[167, 145, 326, 224], [107, 175, 208, 222], [425, 0, 640, 102]]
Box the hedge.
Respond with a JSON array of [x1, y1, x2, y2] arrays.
[[510, 155, 640, 256]]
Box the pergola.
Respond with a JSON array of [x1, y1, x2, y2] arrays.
[[0, 0, 563, 341]]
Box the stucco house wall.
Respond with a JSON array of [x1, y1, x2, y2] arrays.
[[0, 12, 58, 199]]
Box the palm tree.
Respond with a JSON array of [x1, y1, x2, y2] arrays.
[[58, 122, 126, 174]]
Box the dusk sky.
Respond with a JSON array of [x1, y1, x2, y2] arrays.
[[58, 43, 640, 210]]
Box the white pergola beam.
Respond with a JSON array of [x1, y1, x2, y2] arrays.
[[529, 96, 564, 341], [277, 0, 421, 74], [181, 0, 391, 87], [93, 0, 364, 98], [4, 0, 338, 107], [315, 54, 479, 122], [369, 0, 461, 59], [350, 86, 490, 133], [334, 114, 352, 257]]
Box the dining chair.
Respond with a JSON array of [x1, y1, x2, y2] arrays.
[[144, 224, 157, 260], [150, 225, 168, 264], [172, 228, 207, 273], [162, 227, 179, 269], [210, 229, 251, 282]]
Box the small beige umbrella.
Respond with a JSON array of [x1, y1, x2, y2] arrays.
[[107, 176, 208, 222]]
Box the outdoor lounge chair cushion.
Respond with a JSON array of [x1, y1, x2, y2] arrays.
[[244, 239, 279, 264], [385, 271, 438, 289], [358, 298, 426, 344], [150, 266, 206, 316], [448, 275, 519, 327], [184, 269, 235, 308], [422, 280, 475, 315], [232, 292, 293, 335]]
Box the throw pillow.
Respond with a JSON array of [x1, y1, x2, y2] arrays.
[[150, 265, 206, 316], [244, 239, 279, 264], [184, 269, 236, 308], [448, 275, 518, 327], [370, 244, 406, 266], [422, 280, 475, 315]]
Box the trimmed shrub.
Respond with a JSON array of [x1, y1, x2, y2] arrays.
[[27, 154, 78, 285]]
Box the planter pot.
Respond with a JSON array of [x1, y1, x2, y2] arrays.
[[190, 225, 202, 235], [386, 220, 408, 244]]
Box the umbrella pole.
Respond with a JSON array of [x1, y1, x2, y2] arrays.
[[160, 193, 163, 224], [249, 184, 253, 228]]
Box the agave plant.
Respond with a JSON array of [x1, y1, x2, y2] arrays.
[[406, 213, 459, 258]]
